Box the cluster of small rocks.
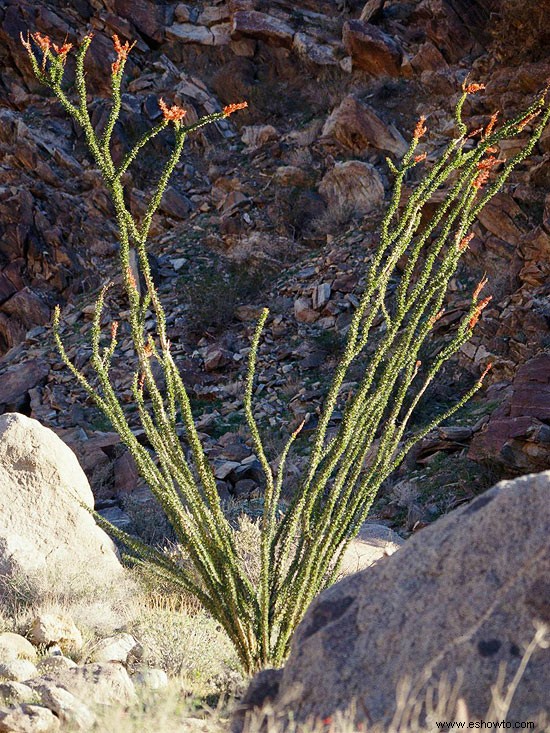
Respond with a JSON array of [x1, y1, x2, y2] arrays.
[[0, 615, 166, 732]]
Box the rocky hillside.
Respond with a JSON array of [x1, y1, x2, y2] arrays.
[[0, 0, 549, 537]]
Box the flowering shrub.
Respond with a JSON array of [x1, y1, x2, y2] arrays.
[[21, 31, 550, 674]]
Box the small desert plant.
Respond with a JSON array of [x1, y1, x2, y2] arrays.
[[22, 32, 550, 674]]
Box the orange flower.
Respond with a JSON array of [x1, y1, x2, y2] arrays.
[[484, 111, 499, 138], [223, 101, 248, 117], [469, 296, 492, 330], [516, 110, 541, 132], [463, 82, 485, 94], [158, 97, 186, 123], [112, 34, 135, 60], [112, 60, 121, 75], [143, 340, 154, 358], [413, 115, 427, 139], [467, 127, 484, 139], [458, 232, 474, 251], [32, 32, 51, 53], [473, 275, 488, 300], [414, 152, 427, 163], [472, 155, 503, 189], [53, 41, 72, 56], [479, 362, 493, 381]]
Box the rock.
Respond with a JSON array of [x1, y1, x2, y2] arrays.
[[469, 354, 550, 472], [476, 193, 527, 246], [27, 663, 136, 707], [0, 635, 37, 664], [292, 33, 339, 67], [0, 413, 123, 585], [0, 660, 38, 683], [112, 0, 168, 43], [0, 704, 60, 733], [322, 96, 407, 156], [36, 657, 77, 675], [231, 11, 295, 48], [30, 615, 83, 653], [244, 471, 550, 728], [0, 361, 50, 411], [203, 347, 233, 372], [159, 187, 193, 219], [33, 684, 95, 731], [165, 23, 215, 45], [338, 522, 405, 576], [0, 288, 50, 332], [241, 125, 279, 149], [318, 161, 384, 218], [132, 667, 168, 690], [312, 284, 331, 311], [0, 682, 35, 706], [359, 0, 384, 22], [87, 634, 142, 665], [294, 298, 319, 324], [342, 21, 403, 76]]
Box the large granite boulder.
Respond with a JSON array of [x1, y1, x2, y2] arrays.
[[0, 413, 123, 585], [235, 471, 550, 728]]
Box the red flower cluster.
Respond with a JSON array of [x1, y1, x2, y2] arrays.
[[223, 101, 248, 117], [463, 82, 485, 94], [112, 33, 135, 75], [158, 98, 186, 123], [484, 111, 499, 138], [516, 110, 541, 132], [458, 232, 475, 251], [469, 296, 492, 330], [413, 115, 427, 139], [472, 155, 503, 189]]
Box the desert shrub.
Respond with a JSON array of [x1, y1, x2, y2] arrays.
[[22, 32, 550, 674]]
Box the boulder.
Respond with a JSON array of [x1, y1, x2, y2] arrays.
[[342, 21, 403, 76], [0, 704, 60, 733], [237, 471, 550, 728], [87, 634, 142, 665], [32, 684, 95, 731], [0, 660, 38, 683], [0, 360, 50, 411], [0, 413, 123, 585], [322, 96, 407, 156], [318, 161, 384, 219], [468, 354, 550, 472], [231, 11, 294, 48], [0, 635, 37, 664], [338, 522, 405, 576], [30, 615, 83, 653], [27, 663, 136, 707]]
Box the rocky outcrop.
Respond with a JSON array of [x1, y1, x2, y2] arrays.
[[235, 470, 550, 729], [318, 160, 385, 218], [0, 413, 123, 584], [468, 354, 550, 472], [342, 21, 403, 76]]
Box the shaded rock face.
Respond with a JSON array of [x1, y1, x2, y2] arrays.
[[468, 354, 550, 472], [236, 471, 550, 728], [0, 413, 122, 584]]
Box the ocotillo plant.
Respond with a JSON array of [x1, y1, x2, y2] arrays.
[[22, 31, 550, 674]]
